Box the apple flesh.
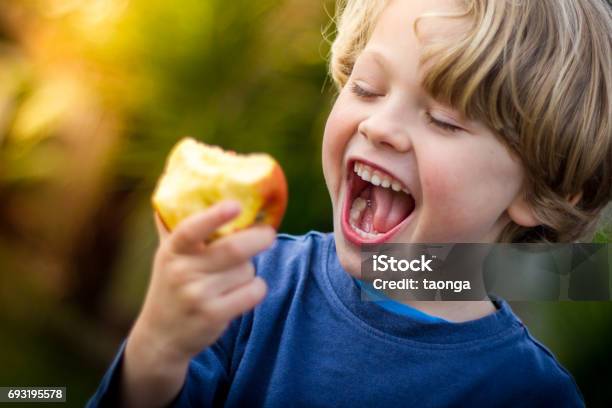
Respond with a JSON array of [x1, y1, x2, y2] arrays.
[[152, 137, 288, 239]]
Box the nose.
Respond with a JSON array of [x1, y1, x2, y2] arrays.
[[358, 103, 413, 153]]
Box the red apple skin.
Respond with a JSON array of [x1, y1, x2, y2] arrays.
[[256, 163, 288, 230]]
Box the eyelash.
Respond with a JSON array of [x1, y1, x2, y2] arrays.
[[350, 82, 379, 98], [425, 112, 462, 133]]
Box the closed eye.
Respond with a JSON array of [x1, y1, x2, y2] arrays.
[[350, 82, 380, 99], [425, 112, 463, 133]]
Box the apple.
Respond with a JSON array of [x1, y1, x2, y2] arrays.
[[152, 137, 288, 239]]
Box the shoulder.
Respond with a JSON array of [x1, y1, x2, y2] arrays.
[[252, 230, 333, 293], [227, 232, 334, 356], [495, 319, 585, 407], [267, 230, 331, 255], [253, 231, 331, 276]]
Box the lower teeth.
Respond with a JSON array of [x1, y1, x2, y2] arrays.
[[349, 220, 382, 239], [349, 197, 382, 239]]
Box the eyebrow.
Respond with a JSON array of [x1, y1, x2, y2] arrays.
[[355, 49, 391, 74]]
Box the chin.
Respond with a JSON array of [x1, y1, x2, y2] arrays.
[[329, 212, 360, 277]]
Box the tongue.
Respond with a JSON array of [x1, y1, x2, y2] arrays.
[[371, 185, 413, 233]]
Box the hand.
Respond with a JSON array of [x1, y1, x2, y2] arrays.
[[120, 201, 275, 408]]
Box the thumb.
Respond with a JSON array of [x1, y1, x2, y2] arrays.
[[154, 212, 170, 242]]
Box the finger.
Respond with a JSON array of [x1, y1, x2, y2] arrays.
[[207, 277, 267, 321], [170, 200, 241, 254], [154, 212, 170, 242], [200, 225, 276, 271], [198, 262, 254, 297]]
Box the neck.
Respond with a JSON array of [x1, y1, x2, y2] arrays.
[[400, 299, 497, 323]]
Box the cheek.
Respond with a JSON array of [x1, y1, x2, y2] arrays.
[[322, 112, 343, 177], [322, 94, 358, 192], [420, 160, 468, 225], [419, 144, 523, 234]]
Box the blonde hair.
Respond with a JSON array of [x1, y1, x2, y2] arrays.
[[328, 0, 612, 243]]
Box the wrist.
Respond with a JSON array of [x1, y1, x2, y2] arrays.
[[119, 321, 190, 408], [126, 319, 190, 376]]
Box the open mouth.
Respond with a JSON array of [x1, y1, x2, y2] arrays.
[[341, 159, 416, 245]]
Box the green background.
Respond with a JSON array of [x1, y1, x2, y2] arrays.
[[0, 1, 609, 406]]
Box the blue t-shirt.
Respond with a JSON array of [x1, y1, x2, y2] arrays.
[[87, 232, 584, 407]]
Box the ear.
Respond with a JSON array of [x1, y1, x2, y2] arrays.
[[507, 189, 539, 228]]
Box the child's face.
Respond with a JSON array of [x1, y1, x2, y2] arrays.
[[323, 0, 532, 276]]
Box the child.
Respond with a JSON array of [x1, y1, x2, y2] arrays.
[[88, 0, 611, 406]]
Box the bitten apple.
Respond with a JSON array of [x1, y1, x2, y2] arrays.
[[152, 137, 288, 239]]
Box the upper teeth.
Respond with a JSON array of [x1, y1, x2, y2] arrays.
[[353, 162, 409, 194]]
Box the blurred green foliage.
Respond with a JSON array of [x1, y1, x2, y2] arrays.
[[0, 0, 610, 407]]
